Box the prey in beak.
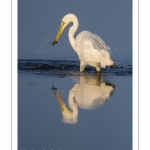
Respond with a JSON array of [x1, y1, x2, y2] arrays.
[[51, 40, 57, 46], [51, 21, 65, 46]]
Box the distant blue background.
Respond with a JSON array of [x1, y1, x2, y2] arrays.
[[18, 0, 132, 60]]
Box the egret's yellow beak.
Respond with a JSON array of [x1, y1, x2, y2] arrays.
[[51, 21, 65, 46], [55, 91, 65, 112]]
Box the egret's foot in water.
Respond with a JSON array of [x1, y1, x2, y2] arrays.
[[96, 66, 101, 72], [80, 61, 86, 72], [96, 71, 100, 74]]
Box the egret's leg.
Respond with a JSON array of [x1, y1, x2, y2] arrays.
[[95, 63, 101, 72], [96, 66, 101, 72], [80, 61, 86, 72]]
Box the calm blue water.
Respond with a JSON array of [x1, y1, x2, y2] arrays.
[[18, 58, 132, 150]]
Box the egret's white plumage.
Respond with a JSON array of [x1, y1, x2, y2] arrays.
[[53, 74, 115, 124], [52, 14, 114, 72]]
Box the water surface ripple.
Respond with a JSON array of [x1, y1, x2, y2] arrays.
[[18, 59, 132, 77]]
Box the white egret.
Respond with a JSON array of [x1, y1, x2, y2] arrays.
[[53, 74, 115, 124], [52, 13, 114, 72]]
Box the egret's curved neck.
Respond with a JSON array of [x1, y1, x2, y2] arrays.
[[68, 15, 79, 53], [68, 92, 78, 117]]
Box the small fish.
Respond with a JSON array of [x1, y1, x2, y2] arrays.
[[51, 40, 57, 46], [52, 85, 57, 90]]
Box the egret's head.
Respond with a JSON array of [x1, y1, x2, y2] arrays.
[[51, 14, 75, 46]]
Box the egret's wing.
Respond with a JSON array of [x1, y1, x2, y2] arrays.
[[79, 31, 110, 55]]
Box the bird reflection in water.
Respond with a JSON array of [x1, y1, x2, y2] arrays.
[[52, 73, 115, 124]]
